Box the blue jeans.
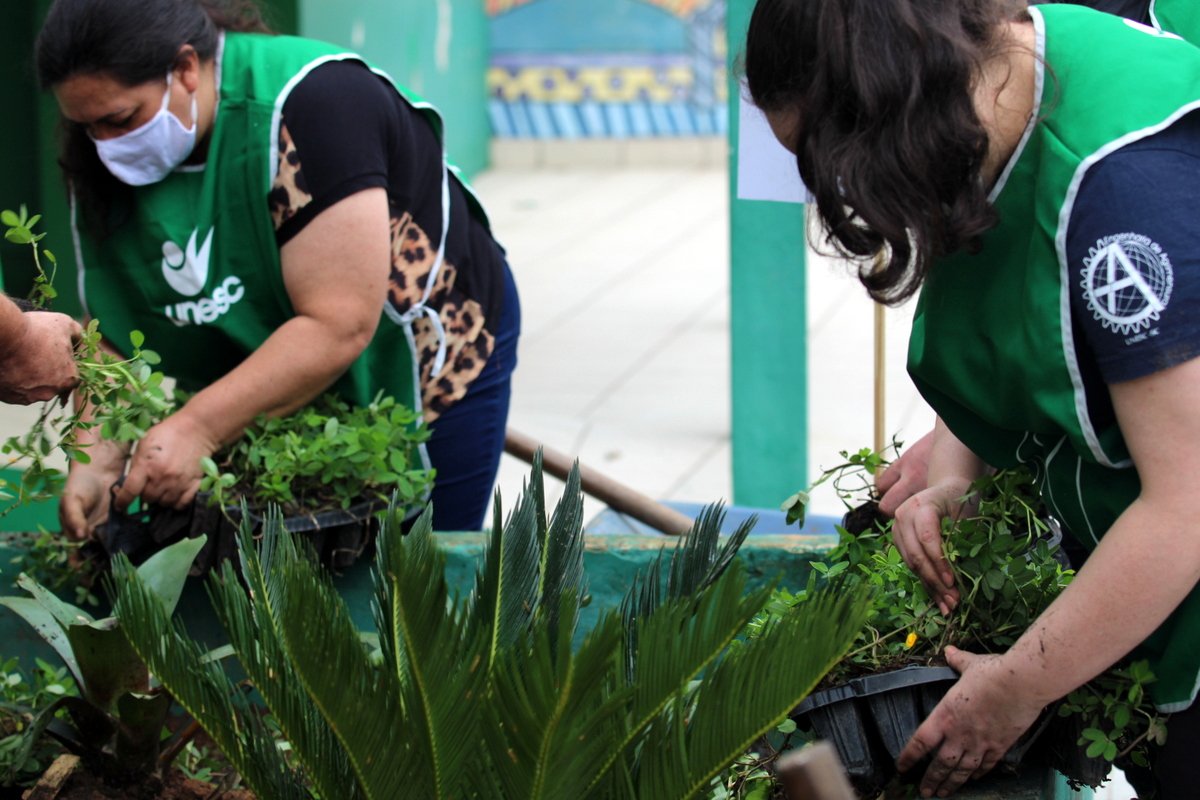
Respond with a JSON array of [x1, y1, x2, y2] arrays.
[[424, 263, 520, 531]]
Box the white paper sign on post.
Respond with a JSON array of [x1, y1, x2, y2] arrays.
[[735, 94, 811, 205]]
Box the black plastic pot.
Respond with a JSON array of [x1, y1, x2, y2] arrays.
[[793, 666, 957, 794], [793, 665, 1051, 796], [97, 491, 387, 574]]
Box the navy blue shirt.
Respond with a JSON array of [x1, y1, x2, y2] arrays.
[[1066, 112, 1200, 385]]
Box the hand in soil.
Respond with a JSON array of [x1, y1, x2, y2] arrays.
[[117, 411, 217, 510], [0, 310, 81, 404], [891, 477, 974, 615], [60, 445, 126, 540], [897, 646, 1043, 798]]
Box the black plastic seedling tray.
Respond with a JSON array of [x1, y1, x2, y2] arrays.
[[794, 665, 958, 793]]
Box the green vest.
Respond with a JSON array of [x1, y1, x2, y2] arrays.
[[908, 5, 1200, 710], [73, 33, 488, 420], [1151, 0, 1200, 43]]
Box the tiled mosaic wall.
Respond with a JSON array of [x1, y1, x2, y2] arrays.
[[487, 0, 727, 139]]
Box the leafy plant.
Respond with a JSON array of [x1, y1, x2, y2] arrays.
[[0, 657, 76, 786], [198, 391, 434, 516], [0, 535, 206, 784], [7, 530, 103, 608], [0, 208, 177, 515], [111, 456, 873, 800], [772, 445, 1168, 781]]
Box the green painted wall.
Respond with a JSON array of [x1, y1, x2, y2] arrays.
[[726, 0, 809, 507], [298, 0, 491, 177]]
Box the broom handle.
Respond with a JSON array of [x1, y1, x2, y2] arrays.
[[504, 428, 695, 536]]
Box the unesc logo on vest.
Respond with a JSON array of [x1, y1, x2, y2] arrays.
[[1080, 232, 1174, 344], [160, 228, 246, 326]]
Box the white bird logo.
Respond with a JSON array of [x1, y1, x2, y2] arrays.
[[161, 228, 214, 297]]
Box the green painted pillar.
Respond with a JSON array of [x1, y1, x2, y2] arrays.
[[727, 0, 809, 508], [297, 0, 490, 177]]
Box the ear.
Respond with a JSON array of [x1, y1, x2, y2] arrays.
[[174, 45, 202, 94]]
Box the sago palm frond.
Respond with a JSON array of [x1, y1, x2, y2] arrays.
[[110, 556, 308, 800], [270, 520, 409, 800], [634, 582, 873, 800], [585, 564, 772, 798], [371, 504, 487, 799], [472, 478, 543, 669], [536, 457, 586, 653], [483, 600, 632, 800], [207, 514, 364, 800]]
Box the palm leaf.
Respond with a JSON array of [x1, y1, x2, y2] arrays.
[[207, 512, 364, 800], [372, 503, 487, 798], [471, 477, 543, 669], [537, 461, 586, 653], [635, 583, 873, 799], [271, 518, 409, 800], [483, 599, 634, 800], [110, 556, 308, 800], [586, 564, 772, 797]]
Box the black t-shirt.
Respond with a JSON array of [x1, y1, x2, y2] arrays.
[[267, 60, 508, 420], [1066, 112, 1200, 386]]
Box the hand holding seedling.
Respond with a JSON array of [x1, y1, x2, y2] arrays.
[[115, 409, 217, 510]]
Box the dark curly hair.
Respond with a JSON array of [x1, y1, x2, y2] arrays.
[[36, 0, 273, 237], [744, 0, 1028, 305]]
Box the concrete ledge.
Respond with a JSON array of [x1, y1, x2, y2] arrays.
[[489, 136, 728, 170]]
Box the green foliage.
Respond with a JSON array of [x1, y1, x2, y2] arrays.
[[198, 392, 434, 516], [1059, 660, 1168, 768], [7, 530, 102, 608], [0, 536, 206, 783], [0, 657, 76, 786], [112, 456, 873, 800], [0, 207, 177, 514], [773, 445, 1169, 778]]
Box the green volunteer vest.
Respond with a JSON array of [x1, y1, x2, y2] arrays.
[[74, 32, 488, 421], [1151, 0, 1200, 43], [908, 5, 1200, 710]]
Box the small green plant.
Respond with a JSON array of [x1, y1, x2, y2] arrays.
[[772, 445, 1169, 783], [1058, 660, 1168, 769], [0, 535, 206, 784], [0, 657, 76, 787], [0, 208, 177, 514], [7, 530, 102, 608], [199, 391, 434, 517]]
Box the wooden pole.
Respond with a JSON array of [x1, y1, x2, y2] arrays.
[[504, 428, 696, 536], [776, 742, 857, 800], [874, 302, 886, 461]]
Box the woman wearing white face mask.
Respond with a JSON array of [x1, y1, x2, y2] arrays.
[[36, 0, 521, 540]]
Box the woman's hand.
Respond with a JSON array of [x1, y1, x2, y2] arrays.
[[892, 476, 975, 615], [114, 411, 219, 511], [59, 439, 127, 540], [877, 429, 934, 516], [898, 647, 1048, 797]]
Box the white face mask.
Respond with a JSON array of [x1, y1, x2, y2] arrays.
[[91, 71, 198, 187]]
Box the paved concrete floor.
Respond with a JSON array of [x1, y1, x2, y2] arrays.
[[472, 165, 934, 525]]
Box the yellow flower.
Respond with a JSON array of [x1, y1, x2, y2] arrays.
[[904, 632, 918, 650]]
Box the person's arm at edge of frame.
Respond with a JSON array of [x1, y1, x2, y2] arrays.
[[111, 186, 391, 513], [898, 356, 1200, 797], [0, 293, 81, 405]]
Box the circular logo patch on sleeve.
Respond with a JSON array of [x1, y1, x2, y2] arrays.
[[1080, 232, 1174, 336]]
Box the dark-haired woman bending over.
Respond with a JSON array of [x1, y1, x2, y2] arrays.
[[746, 0, 1200, 796], [38, 0, 519, 538]]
